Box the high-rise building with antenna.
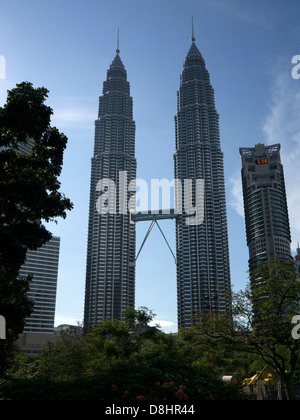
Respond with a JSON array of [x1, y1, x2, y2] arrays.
[[84, 23, 232, 330], [174, 21, 232, 327], [84, 34, 136, 329], [240, 143, 292, 272]]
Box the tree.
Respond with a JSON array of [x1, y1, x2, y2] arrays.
[[0, 270, 34, 373], [33, 326, 87, 381], [0, 82, 73, 372], [181, 259, 300, 400], [85, 307, 159, 375], [29, 307, 168, 379], [123, 306, 156, 331]]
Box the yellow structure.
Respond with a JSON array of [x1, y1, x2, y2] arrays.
[[243, 365, 282, 400], [244, 365, 281, 387]]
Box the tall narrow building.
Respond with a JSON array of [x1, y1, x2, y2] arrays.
[[240, 143, 291, 272], [19, 236, 60, 334], [174, 29, 231, 328], [84, 40, 137, 329]]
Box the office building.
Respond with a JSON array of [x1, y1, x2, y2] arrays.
[[19, 236, 60, 334], [174, 30, 231, 327], [240, 143, 292, 272], [84, 41, 137, 328]]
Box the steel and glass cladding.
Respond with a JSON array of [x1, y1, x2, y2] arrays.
[[240, 143, 291, 271], [84, 52, 137, 329], [19, 236, 60, 334], [174, 40, 231, 328]]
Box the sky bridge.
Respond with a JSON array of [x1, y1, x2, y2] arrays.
[[131, 209, 179, 263], [130, 209, 179, 223]]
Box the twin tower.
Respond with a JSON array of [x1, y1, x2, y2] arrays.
[[84, 30, 231, 330]]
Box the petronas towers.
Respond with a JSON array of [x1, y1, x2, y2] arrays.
[[84, 46, 136, 327], [84, 28, 231, 330]]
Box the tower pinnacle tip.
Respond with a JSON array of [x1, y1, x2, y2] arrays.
[[191, 16, 196, 42], [116, 28, 120, 54]]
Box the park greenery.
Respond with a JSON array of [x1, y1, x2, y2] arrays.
[[1, 307, 247, 400], [0, 82, 73, 372], [1, 267, 300, 401], [0, 82, 300, 400]]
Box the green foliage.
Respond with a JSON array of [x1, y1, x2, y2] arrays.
[[0, 81, 73, 373], [123, 306, 156, 329], [0, 269, 34, 373], [1, 307, 245, 400], [183, 259, 300, 399], [0, 361, 244, 401], [85, 319, 133, 375], [0, 82, 73, 268], [5, 278, 299, 400], [32, 327, 88, 381]]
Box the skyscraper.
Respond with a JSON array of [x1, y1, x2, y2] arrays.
[[174, 29, 231, 328], [84, 39, 136, 329], [19, 236, 60, 334], [240, 143, 292, 272]]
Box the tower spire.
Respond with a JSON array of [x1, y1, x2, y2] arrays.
[[116, 28, 120, 54], [191, 16, 196, 42]]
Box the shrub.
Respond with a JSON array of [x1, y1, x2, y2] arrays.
[[0, 359, 244, 400]]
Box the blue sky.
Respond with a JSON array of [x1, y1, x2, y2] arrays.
[[1, 0, 300, 332]]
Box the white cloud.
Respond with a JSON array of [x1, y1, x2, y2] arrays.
[[0, 79, 17, 106], [262, 57, 300, 251], [229, 172, 244, 219], [149, 320, 175, 328], [51, 106, 95, 130], [55, 317, 82, 327], [229, 57, 300, 252], [54, 318, 175, 332], [1, 88, 95, 132]]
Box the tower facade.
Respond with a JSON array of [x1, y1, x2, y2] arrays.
[[19, 236, 60, 334], [84, 46, 136, 329], [240, 143, 291, 271], [174, 35, 231, 328]]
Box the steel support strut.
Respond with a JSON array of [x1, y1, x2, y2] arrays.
[[135, 217, 176, 264]]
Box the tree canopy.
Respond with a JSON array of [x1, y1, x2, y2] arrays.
[[0, 82, 73, 372], [180, 259, 300, 399], [0, 81, 73, 267]]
